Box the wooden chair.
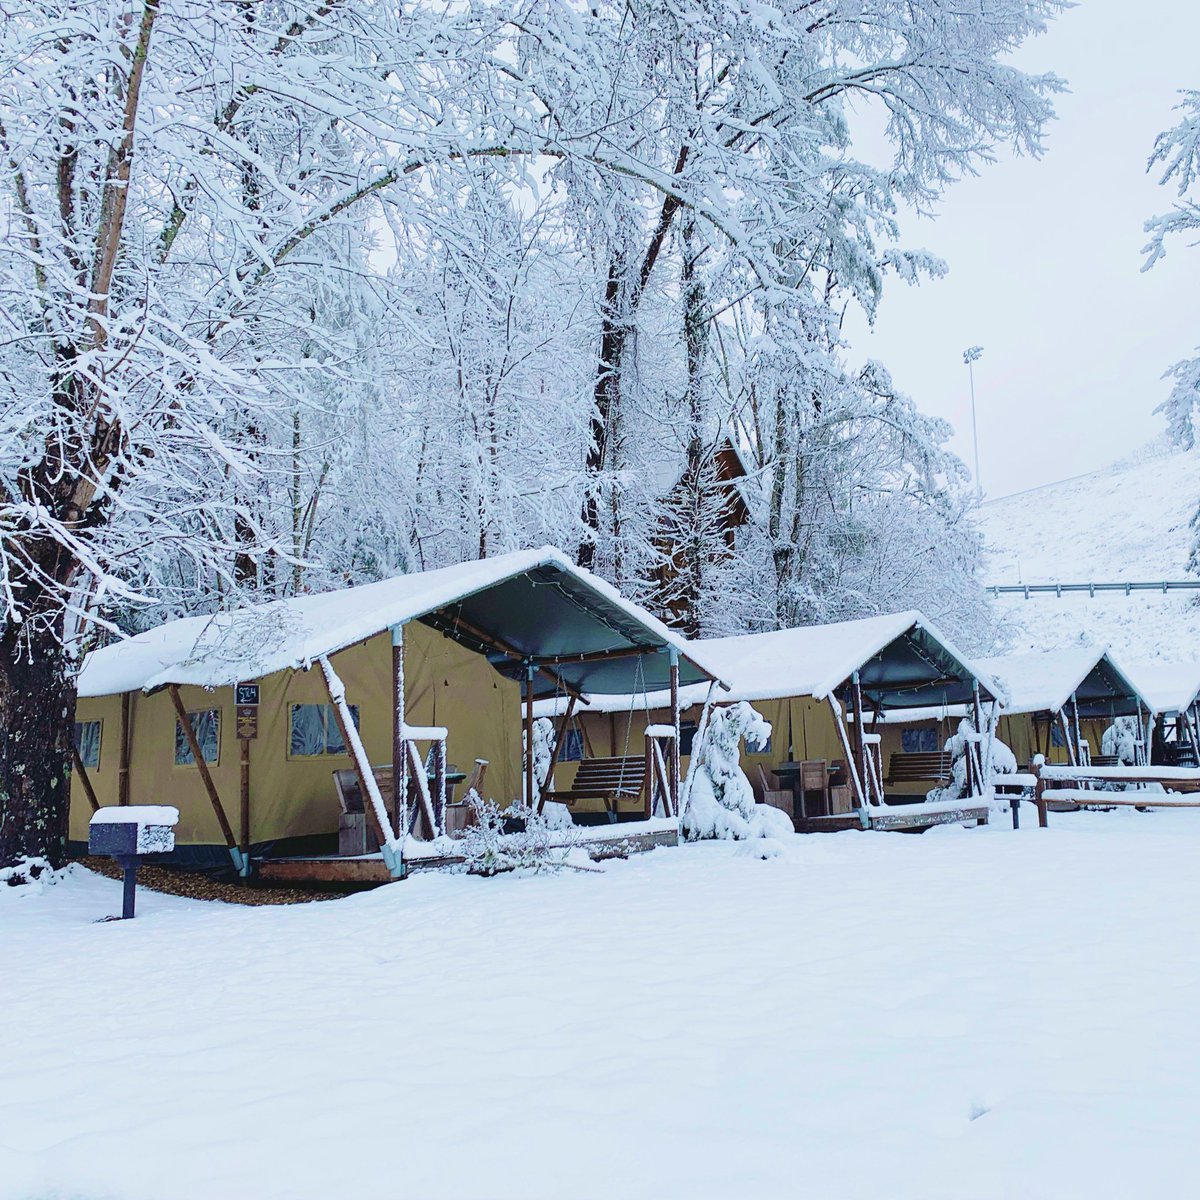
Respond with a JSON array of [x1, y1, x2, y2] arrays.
[[757, 765, 794, 825], [542, 755, 647, 821], [798, 760, 830, 818]]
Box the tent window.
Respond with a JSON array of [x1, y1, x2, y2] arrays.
[[558, 725, 584, 763], [680, 721, 698, 757], [290, 704, 359, 757], [175, 710, 220, 766], [901, 728, 940, 753], [1050, 723, 1066, 748], [74, 720, 101, 769]]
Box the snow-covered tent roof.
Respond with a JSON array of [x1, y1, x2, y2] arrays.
[[974, 648, 1145, 718], [1122, 661, 1200, 716], [535, 610, 1000, 716], [78, 548, 722, 701]]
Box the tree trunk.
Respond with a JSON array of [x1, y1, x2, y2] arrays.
[[578, 258, 625, 569], [0, 619, 76, 868]]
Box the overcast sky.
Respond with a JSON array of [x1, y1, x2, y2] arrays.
[[843, 0, 1200, 500]]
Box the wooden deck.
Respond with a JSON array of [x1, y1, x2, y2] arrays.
[[256, 826, 680, 887], [795, 803, 989, 834]]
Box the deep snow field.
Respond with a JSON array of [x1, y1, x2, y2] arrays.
[[5, 815, 1200, 1200]]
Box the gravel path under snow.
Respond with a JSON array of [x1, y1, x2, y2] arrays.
[[3, 814, 1200, 1199]]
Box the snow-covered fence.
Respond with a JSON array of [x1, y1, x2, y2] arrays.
[[1028, 761, 1200, 827]]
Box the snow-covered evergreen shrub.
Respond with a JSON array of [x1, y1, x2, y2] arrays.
[[929, 717, 1016, 806], [682, 702, 793, 841], [1101, 718, 1141, 765], [524, 717, 557, 805], [456, 796, 580, 876]]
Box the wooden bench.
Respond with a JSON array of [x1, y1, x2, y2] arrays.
[[886, 752, 952, 786], [543, 755, 648, 820]]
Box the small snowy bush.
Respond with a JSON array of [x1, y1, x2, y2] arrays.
[[929, 717, 1016, 806], [682, 702, 789, 841], [1101, 717, 1140, 766], [457, 795, 581, 876], [524, 717, 556, 804], [1, 856, 71, 894]]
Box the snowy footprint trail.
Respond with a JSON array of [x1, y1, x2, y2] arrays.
[[3, 815, 1200, 1200]]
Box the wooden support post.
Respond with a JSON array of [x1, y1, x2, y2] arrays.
[[118, 691, 132, 806], [1058, 708, 1077, 766], [538, 693, 577, 809], [523, 662, 535, 808], [434, 736, 447, 835], [167, 685, 239, 860], [71, 744, 100, 813], [829, 695, 868, 823], [391, 623, 405, 838], [644, 738, 654, 819], [239, 737, 251, 871], [851, 673, 868, 806], [318, 665, 390, 855], [1032, 756, 1048, 828], [405, 739, 438, 837], [669, 649, 681, 817]]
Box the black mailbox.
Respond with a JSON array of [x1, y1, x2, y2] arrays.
[[88, 807, 179, 919]]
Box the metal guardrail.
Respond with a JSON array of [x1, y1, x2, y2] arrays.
[[989, 580, 1200, 599]]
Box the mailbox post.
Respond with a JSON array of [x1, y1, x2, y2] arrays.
[[88, 806, 180, 919]]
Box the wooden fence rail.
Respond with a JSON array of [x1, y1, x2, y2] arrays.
[[1026, 758, 1200, 828]]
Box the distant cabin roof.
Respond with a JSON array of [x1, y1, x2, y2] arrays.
[[77, 547, 721, 700], [535, 610, 1001, 716], [975, 648, 1145, 718], [1123, 661, 1200, 716]]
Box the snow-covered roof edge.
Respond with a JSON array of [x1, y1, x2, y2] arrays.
[[79, 546, 723, 697], [975, 646, 1145, 715], [534, 609, 1004, 716]]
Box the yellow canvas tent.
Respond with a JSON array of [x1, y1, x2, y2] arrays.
[[974, 648, 1148, 768], [537, 610, 1002, 832], [70, 548, 720, 875]]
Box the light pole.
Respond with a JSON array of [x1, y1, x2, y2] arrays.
[[963, 345, 984, 500]]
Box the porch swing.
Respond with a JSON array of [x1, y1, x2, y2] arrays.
[[539, 656, 679, 822]]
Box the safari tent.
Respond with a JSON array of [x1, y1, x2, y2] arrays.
[[1124, 661, 1200, 767], [974, 648, 1147, 768], [69, 548, 720, 877], [537, 611, 1002, 832]]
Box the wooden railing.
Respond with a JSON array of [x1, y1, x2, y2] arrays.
[[1022, 758, 1200, 828]]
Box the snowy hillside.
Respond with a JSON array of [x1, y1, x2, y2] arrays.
[[977, 440, 1200, 660]]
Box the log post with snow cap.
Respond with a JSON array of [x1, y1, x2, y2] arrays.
[[319, 655, 405, 878], [669, 646, 682, 817], [89, 806, 179, 919], [523, 661, 536, 809], [391, 622, 406, 837]]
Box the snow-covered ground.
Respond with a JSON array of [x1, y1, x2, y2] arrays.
[[978, 439, 1200, 659], [5, 818, 1200, 1199]]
